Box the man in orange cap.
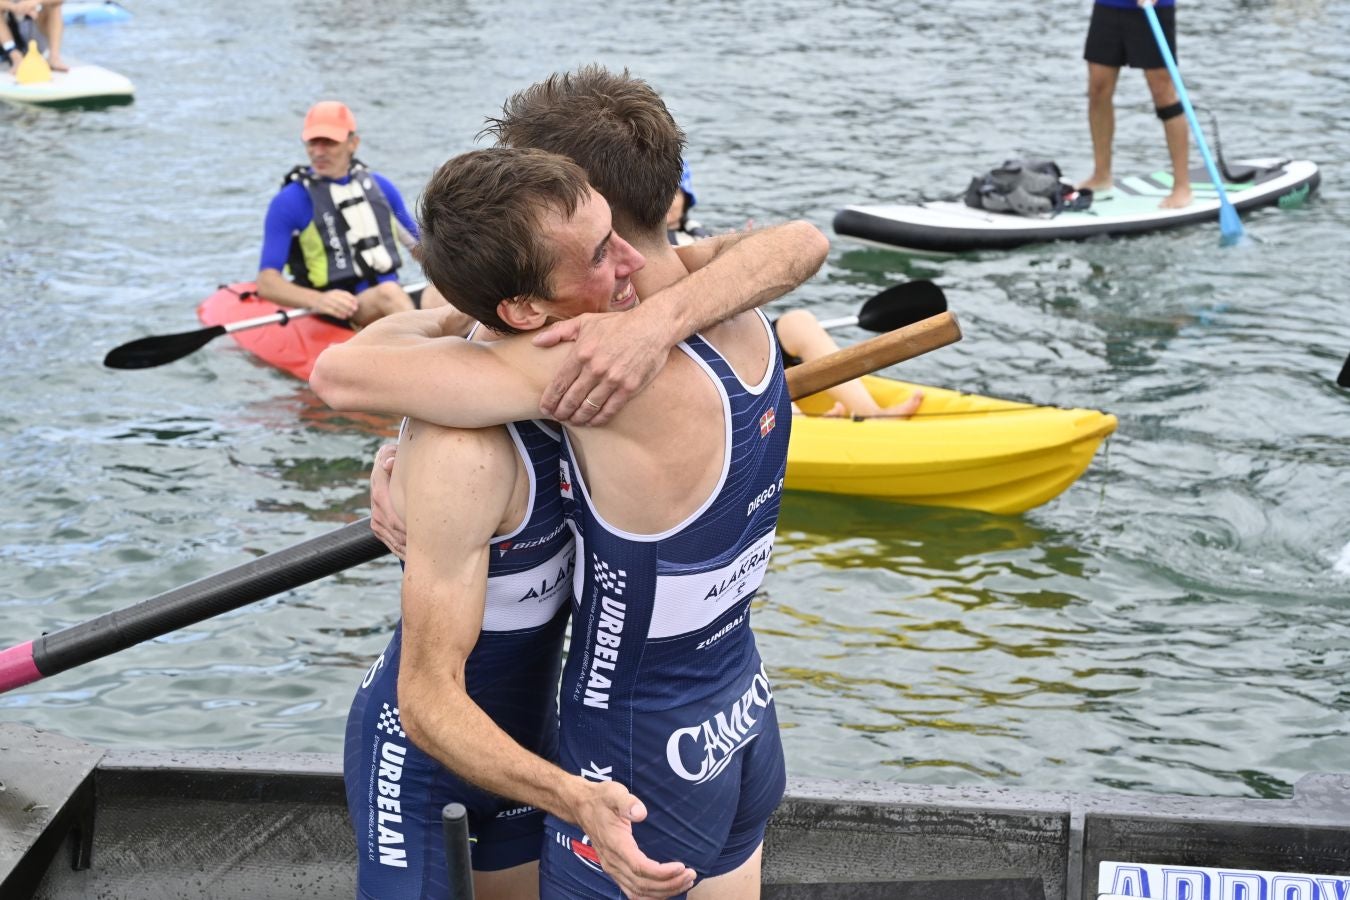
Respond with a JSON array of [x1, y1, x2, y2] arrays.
[[257, 101, 448, 327]]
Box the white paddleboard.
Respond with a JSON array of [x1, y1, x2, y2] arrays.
[[835, 158, 1320, 255], [63, 1, 133, 25], [0, 62, 134, 107]]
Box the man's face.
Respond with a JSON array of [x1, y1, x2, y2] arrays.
[[539, 188, 645, 319], [305, 134, 358, 180]]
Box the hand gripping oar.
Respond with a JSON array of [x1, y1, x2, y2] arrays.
[[1, 309, 959, 694], [103, 307, 317, 369], [817, 279, 946, 333], [1142, 3, 1245, 246]]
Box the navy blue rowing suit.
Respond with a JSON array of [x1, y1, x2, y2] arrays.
[[344, 419, 573, 899], [541, 310, 792, 898]]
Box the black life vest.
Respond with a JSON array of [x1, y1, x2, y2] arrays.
[[963, 159, 1092, 217], [282, 160, 403, 290]]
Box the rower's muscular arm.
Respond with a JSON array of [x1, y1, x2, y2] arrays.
[[534, 220, 829, 425], [396, 424, 573, 821], [658, 220, 830, 338], [397, 425, 696, 900], [310, 307, 549, 427]]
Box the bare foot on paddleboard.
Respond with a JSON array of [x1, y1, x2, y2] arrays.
[[1159, 188, 1192, 209], [1077, 176, 1113, 194], [48, 59, 70, 73]]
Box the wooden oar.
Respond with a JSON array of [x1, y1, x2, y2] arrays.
[[103, 307, 317, 369], [1, 309, 960, 694], [818, 280, 946, 333]]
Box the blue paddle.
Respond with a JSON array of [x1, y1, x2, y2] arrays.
[[1142, 3, 1245, 246]]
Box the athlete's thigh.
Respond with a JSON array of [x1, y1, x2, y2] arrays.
[[474, 861, 540, 900], [690, 845, 762, 900]]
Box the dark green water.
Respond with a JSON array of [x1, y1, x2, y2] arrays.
[[1, 0, 1346, 800]]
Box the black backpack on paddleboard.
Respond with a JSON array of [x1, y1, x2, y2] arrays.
[[963, 158, 1092, 217]]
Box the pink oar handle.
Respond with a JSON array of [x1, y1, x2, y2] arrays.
[[0, 641, 40, 693]]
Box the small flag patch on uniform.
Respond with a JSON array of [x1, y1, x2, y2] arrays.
[[759, 409, 776, 437]]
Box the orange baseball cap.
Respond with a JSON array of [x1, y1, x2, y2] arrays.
[[301, 101, 357, 142]]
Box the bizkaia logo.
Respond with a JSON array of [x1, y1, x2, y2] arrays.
[[666, 663, 774, 784], [368, 702, 410, 868], [496, 520, 568, 558], [582, 555, 627, 709]]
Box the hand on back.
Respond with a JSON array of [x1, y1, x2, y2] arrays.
[[532, 309, 672, 426], [368, 443, 406, 559]]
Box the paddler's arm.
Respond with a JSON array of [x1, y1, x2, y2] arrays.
[[310, 306, 553, 427], [397, 425, 697, 900], [255, 268, 361, 320], [533, 219, 829, 425], [254, 185, 364, 320]]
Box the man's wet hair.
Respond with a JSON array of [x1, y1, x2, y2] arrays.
[[484, 64, 685, 242], [417, 147, 590, 334]]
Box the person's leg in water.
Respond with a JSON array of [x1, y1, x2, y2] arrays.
[[1080, 61, 1121, 194], [1143, 66, 1192, 209], [775, 309, 922, 418]]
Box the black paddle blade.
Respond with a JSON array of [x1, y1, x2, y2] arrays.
[[855, 280, 947, 333], [1338, 352, 1350, 389], [103, 325, 227, 369]]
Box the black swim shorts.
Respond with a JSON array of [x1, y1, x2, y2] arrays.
[[1084, 4, 1176, 70]]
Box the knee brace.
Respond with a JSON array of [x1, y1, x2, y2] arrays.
[[1156, 102, 1184, 122]]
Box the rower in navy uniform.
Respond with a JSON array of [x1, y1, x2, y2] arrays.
[[343, 339, 573, 899], [314, 64, 831, 900]]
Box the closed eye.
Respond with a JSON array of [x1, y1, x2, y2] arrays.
[[591, 231, 613, 267]]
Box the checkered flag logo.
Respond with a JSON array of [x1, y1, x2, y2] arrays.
[[377, 702, 405, 738], [592, 554, 626, 596]]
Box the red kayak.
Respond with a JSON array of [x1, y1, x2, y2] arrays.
[[196, 283, 355, 382]]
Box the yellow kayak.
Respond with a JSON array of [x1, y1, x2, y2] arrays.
[[788, 376, 1116, 514]]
